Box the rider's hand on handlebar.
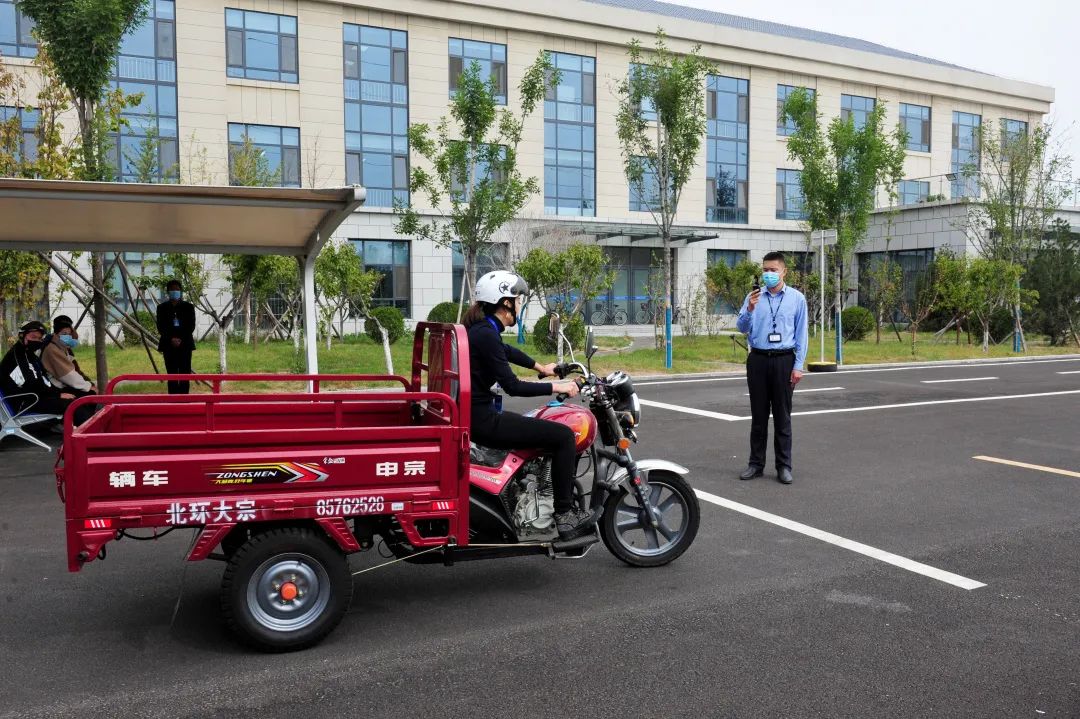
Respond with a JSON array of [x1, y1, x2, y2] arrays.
[[552, 380, 579, 398], [535, 362, 559, 378]]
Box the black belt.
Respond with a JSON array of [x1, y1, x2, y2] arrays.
[[750, 347, 795, 357]]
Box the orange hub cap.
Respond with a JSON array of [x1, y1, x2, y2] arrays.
[[280, 582, 298, 601]]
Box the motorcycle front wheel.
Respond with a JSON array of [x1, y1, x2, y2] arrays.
[[599, 470, 699, 567]]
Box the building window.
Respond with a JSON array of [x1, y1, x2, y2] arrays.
[[629, 63, 658, 122], [1001, 118, 1028, 145], [706, 75, 748, 224], [841, 94, 876, 130], [449, 38, 506, 105], [452, 242, 507, 303], [787, 251, 817, 277], [0, 0, 37, 58], [899, 103, 930, 152], [225, 8, 298, 83], [777, 85, 813, 137], [344, 24, 409, 208], [707, 249, 749, 313], [776, 169, 807, 220], [111, 0, 178, 182], [898, 180, 930, 205], [228, 123, 301, 187], [449, 142, 505, 201], [544, 51, 596, 217], [629, 158, 661, 212], [109, 252, 169, 312], [952, 111, 981, 198], [0, 106, 38, 164], [350, 239, 411, 315], [858, 249, 934, 320]]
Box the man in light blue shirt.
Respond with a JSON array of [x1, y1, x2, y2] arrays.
[[735, 251, 808, 485]]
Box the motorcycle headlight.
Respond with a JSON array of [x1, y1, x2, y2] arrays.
[[606, 371, 641, 426]]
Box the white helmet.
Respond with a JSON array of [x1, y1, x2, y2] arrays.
[[475, 271, 529, 305]]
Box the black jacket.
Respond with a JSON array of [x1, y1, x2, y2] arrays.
[[156, 299, 197, 352], [0, 340, 61, 412], [467, 318, 551, 409]]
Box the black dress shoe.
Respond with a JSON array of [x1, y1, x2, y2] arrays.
[[740, 466, 764, 480], [777, 468, 793, 484]]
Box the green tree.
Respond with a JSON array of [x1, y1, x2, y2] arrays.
[[967, 258, 1035, 353], [859, 253, 903, 344], [126, 119, 178, 183], [313, 241, 381, 349], [1027, 220, 1080, 347], [931, 249, 973, 346], [781, 88, 907, 362], [704, 259, 759, 325], [964, 121, 1071, 352], [396, 52, 553, 319], [614, 30, 713, 367], [515, 243, 616, 319]]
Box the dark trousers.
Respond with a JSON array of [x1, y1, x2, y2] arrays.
[[746, 351, 795, 471], [163, 348, 193, 394], [471, 407, 578, 513]]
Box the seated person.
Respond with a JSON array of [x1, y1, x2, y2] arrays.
[[41, 315, 96, 396], [0, 320, 94, 426]]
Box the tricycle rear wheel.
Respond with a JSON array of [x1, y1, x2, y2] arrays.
[[221, 526, 352, 652]]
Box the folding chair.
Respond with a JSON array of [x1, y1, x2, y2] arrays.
[[0, 390, 63, 451]]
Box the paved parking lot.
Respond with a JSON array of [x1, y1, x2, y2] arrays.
[[1, 356, 1079, 717]]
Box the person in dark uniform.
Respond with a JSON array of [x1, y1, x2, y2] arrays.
[[0, 320, 94, 426], [735, 252, 808, 485], [463, 270, 596, 540], [156, 279, 196, 394]]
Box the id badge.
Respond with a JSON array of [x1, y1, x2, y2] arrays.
[[768, 332, 782, 343], [492, 395, 503, 413], [173, 316, 180, 328]]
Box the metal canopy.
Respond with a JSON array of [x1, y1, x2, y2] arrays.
[[528, 217, 720, 244], [0, 178, 366, 374]]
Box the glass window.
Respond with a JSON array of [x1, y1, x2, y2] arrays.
[[858, 249, 934, 320], [629, 158, 662, 212], [545, 51, 596, 217], [345, 24, 409, 207], [0, 106, 38, 164], [952, 111, 981, 198], [1001, 118, 1028, 146], [448, 38, 507, 105], [228, 122, 302, 188], [0, 0, 38, 58], [350, 239, 411, 315], [777, 85, 814, 137], [706, 75, 749, 224], [775, 169, 807, 220], [841, 94, 876, 131], [899, 103, 931, 152], [898, 180, 930, 205], [223, 8, 298, 83], [707, 249, 749, 313], [629, 64, 658, 122], [452, 242, 507, 302]]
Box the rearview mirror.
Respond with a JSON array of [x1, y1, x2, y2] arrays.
[[585, 328, 597, 360]]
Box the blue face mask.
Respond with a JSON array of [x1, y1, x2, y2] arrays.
[[59, 335, 79, 349], [168, 290, 182, 301], [762, 271, 782, 289]]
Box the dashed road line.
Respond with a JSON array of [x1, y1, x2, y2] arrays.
[[694, 488, 986, 590], [1056, 370, 1080, 375], [637, 399, 742, 421], [743, 387, 844, 396], [973, 456, 1080, 479], [920, 377, 998, 384]]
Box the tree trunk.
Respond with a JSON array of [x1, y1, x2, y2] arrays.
[[982, 325, 990, 354], [834, 261, 844, 362], [218, 323, 228, 373], [91, 252, 110, 388], [910, 322, 917, 357], [1068, 314, 1080, 348], [456, 262, 469, 324], [244, 291, 253, 344]]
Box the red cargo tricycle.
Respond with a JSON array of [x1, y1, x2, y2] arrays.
[[58, 323, 699, 651]]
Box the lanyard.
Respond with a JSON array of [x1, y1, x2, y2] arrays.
[[764, 290, 785, 331]]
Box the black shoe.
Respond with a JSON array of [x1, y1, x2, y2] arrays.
[[739, 465, 764, 480], [777, 467, 793, 484], [555, 507, 597, 540]]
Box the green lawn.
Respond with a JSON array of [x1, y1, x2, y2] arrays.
[[94, 328, 1077, 392]]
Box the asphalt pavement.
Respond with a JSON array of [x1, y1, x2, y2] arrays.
[[1, 356, 1079, 718]]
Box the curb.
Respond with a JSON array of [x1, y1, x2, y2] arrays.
[[629, 353, 1080, 382]]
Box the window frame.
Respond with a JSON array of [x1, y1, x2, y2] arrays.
[[224, 8, 299, 84], [227, 122, 302, 188], [776, 84, 814, 137], [775, 168, 807, 221], [899, 102, 931, 153], [543, 50, 596, 217], [841, 94, 876, 130], [448, 38, 508, 105], [706, 74, 749, 224], [350, 239, 412, 315]]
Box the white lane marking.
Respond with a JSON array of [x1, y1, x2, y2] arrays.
[[641, 389, 1080, 422], [742, 387, 845, 395], [694, 488, 986, 590], [920, 376, 998, 384], [839, 358, 1080, 374], [1056, 370, 1080, 375], [637, 377, 745, 386], [637, 399, 743, 421], [973, 456, 1080, 479]]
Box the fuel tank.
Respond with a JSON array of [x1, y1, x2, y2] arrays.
[[526, 403, 597, 453]]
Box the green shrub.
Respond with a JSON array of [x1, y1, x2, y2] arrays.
[[123, 310, 158, 347], [841, 306, 874, 341], [532, 312, 585, 355], [365, 306, 406, 345], [426, 301, 466, 324], [989, 306, 1015, 343]]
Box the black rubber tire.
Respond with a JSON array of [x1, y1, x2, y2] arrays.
[[600, 470, 699, 568], [807, 361, 838, 373], [221, 527, 352, 652]]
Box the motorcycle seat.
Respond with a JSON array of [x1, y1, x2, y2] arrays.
[[469, 442, 509, 468]]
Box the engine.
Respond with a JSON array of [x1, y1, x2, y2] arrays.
[[505, 459, 556, 539]]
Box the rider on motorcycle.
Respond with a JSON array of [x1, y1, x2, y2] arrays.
[[464, 271, 598, 540]]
